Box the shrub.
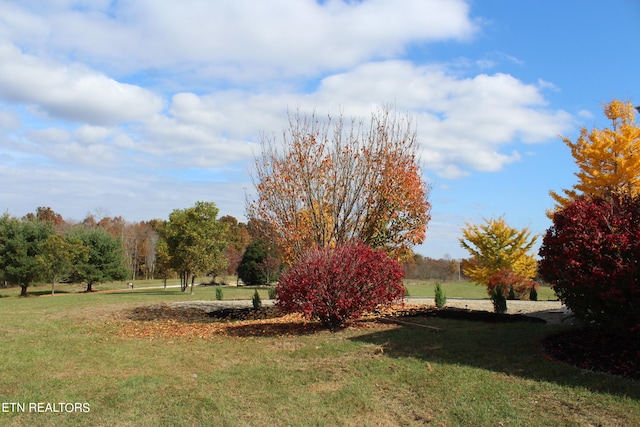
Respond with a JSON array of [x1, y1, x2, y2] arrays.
[[491, 286, 507, 314], [275, 242, 406, 330], [215, 287, 223, 301], [237, 240, 281, 286], [267, 286, 276, 299], [539, 193, 640, 334], [529, 287, 538, 301], [434, 282, 446, 308], [252, 289, 262, 309], [487, 268, 539, 301]]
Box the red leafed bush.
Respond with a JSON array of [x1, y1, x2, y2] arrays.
[[539, 193, 640, 334], [487, 268, 539, 300], [275, 242, 406, 330]]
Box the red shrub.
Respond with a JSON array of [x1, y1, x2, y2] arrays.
[[275, 242, 406, 329], [539, 194, 640, 333], [487, 268, 539, 300]]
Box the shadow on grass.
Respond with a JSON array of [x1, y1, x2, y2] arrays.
[[350, 317, 640, 400], [223, 320, 325, 337], [96, 289, 185, 296], [15, 289, 74, 297]]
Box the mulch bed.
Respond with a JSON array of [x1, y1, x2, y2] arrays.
[[391, 306, 547, 324], [120, 304, 638, 380], [542, 327, 640, 381]]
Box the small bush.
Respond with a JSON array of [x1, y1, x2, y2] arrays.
[[252, 289, 262, 309], [267, 286, 276, 299], [276, 242, 405, 330], [487, 268, 538, 300], [434, 282, 446, 308], [529, 287, 538, 301], [491, 286, 507, 314], [215, 287, 223, 301]]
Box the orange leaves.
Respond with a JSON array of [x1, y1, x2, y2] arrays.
[[117, 305, 317, 340], [249, 107, 431, 263]]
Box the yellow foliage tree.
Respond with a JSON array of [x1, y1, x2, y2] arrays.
[[550, 99, 640, 213], [459, 216, 538, 286]]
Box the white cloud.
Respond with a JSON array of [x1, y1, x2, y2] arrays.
[[0, 107, 20, 129], [0, 163, 249, 222], [3, 0, 477, 81], [73, 125, 113, 145], [0, 43, 163, 124], [298, 62, 572, 177]]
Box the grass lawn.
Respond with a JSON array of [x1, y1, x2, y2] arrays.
[[1, 279, 557, 301], [404, 280, 558, 301], [0, 283, 637, 426]]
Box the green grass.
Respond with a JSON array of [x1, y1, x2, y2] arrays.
[[0, 284, 637, 426], [404, 280, 558, 301], [3, 279, 557, 301]]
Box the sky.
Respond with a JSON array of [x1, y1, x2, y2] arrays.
[[1, 0, 639, 260]]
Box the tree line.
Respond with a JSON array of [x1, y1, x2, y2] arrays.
[[0, 202, 461, 296]]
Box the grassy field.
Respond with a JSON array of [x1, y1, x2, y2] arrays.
[[1, 278, 558, 301], [403, 280, 558, 301], [0, 282, 638, 426]]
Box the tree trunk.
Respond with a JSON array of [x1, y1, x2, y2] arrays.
[[20, 285, 28, 296], [190, 275, 195, 295], [86, 282, 94, 292], [181, 272, 188, 292]]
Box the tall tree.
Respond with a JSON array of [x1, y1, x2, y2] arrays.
[[122, 221, 156, 281], [248, 106, 431, 263], [219, 215, 252, 277], [37, 234, 88, 295], [68, 226, 128, 292], [550, 99, 640, 213], [0, 214, 55, 295], [22, 206, 65, 227], [159, 201, 228, 294], [142, 224, 159, 280], [459, 216, 538, 288], [237, 239, 281, 286]]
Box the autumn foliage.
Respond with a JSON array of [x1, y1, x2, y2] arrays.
[[249, 107, 431, 263], [539, 193, 640, 334], [459, 216, 538, 288], [487, 268, 538, 300], [549, 99, 640, 214], [275, 242, 406, 330]]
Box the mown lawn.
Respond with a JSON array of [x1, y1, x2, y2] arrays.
[[0, 284, 637, 426], [403, 280, 558, 301], [1, 278, 557, 301]]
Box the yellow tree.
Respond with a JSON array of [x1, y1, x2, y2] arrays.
[[550, 99, 640, 213], [249, 106, 431, 263], [459, 216, 538, 287]]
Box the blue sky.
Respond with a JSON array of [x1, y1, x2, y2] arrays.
[[0, 0, 638, 259]]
